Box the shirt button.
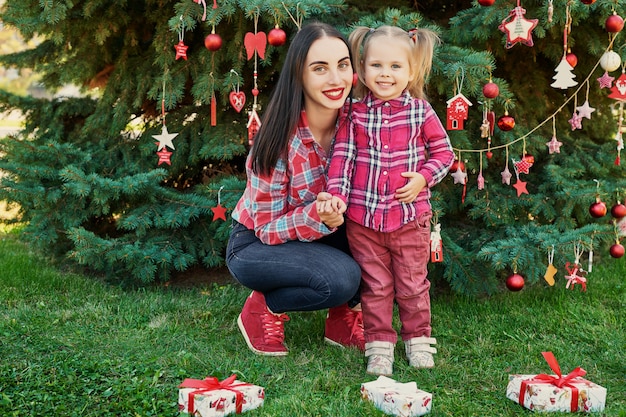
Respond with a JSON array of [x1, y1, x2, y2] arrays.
[[383, 145, 388, 149], [383, 120, 389, 125], [383, 171, 388, 175], [381, 197, 386, 202]]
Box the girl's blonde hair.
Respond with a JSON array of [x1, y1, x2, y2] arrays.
[[349, 25, 440, 100]]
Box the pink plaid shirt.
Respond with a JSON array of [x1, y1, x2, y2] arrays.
[[326, 92, 454, 232], [232, 111, 334, 245]]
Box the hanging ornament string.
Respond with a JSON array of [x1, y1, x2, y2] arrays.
[[282, 2, 303, 30], [451, 34, 619, 157], [246, 9, 264, 146], [194, 0, 207, 21]]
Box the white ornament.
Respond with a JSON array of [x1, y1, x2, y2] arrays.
[[600, 51, 621, 72]]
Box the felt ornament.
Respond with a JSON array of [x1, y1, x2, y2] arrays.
[[211, 186, 227, 222], [498, 0, 538, 48]]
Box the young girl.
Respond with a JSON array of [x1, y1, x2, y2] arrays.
[[318, 25, 454, 375]]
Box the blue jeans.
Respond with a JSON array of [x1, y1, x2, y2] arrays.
[[226, 221, 361, 313]]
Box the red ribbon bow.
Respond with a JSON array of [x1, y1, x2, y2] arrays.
[[179, 374, 250, 414], [519, 352, 587, 412]]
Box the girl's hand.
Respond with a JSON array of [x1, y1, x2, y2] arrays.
[[317, 192, 346, 228], [395, 172, 426, 203]]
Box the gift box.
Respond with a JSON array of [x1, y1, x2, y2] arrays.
[[506, 352, 606, 413], [178, 374, 264, 416], [360, 376, 432, 417]]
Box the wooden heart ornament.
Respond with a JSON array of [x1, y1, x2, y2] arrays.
[[229, 91, 246, 113], [244, 32, 267, 60]]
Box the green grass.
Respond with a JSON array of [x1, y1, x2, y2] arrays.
[[0, 232, 624, 416]]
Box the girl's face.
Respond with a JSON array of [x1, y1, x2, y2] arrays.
[[363, 36, 413, 101], [302, 37, 353, 112]]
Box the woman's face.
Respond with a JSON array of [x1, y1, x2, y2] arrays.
[[302, 37, 353, 111]]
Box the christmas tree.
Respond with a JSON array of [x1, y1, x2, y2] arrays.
[[0, 0, 624, 293]]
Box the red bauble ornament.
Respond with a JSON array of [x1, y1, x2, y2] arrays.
[[589, 199, 607, 218], [523, 153, 535, 165], [486, 151, 493, 159], [497, 114, 515, 131], [605, 14, 624, 33], [609, 243, 625, 258], [450, 159, 465, 172], [482, 82, 499, 99], [268, 26, 287, 47], [506, 273, 525, 291], [204, 33, 222, 51], [478, 0, 495, 5], [566, 53, 578, 68], [611, 203, 626, 219]]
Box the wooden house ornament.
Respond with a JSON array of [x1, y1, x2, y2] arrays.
[[247, 109, 261, 146], [446, 93, 472, 130], [608, 73, 626, 102]]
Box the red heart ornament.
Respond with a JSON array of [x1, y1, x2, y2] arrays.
[[244, 32, 267, 60], [229, 91, 246, 113]]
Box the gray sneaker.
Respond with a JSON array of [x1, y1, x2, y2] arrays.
[[405, 336, 436, 368], [365, 341, 395, 376]]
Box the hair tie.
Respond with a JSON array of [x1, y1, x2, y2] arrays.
[[408, 28, 418, 43]]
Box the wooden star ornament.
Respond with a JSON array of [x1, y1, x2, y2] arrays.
[[498, 3, 538, 48], [153, 125, 178, 151]]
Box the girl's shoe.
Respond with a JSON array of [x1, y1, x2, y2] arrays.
[[405, 336, 437, 368], [365, 341, 395, 376]]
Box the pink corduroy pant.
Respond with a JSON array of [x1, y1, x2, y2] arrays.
[[346, 213, 432, 344]]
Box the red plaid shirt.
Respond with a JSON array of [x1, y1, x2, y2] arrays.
[[232, 111, 334, 245], [326, 92, 454, 232]]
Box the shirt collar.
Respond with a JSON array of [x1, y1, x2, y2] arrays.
[[364, 91, 412, 109]]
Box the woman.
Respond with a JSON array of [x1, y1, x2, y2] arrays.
[[225, 22, 364, 356]]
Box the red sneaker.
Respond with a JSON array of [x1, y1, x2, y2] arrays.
[[237, 291, 289, 356], [324, 304, 365, 351]]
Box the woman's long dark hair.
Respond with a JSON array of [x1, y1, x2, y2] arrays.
[[251, 21, 353, 175]]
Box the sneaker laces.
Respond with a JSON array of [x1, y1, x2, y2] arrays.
[[261, 312, 289, 345], [344, 309, 365, 345]]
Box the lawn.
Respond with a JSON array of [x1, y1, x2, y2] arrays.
[[0, 231, 624, 416]]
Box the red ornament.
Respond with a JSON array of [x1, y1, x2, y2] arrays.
[[565, 52, 578, 68], [450, 159, 465, 172], [610, 243, 625, 258], [606, 14, 624, 33], [268, 26, 287, 47], [244, 32, 267, 60], [204, 33, 222, 51], [589, 198, 607, 218], [482, 82, 500, 99], [506, 273, 525, 291], [486, 151, 493, 159], [211, 204, 227, 222], [611, 202, 626, 219], [580, 0, 596, 4], [478, 0, 495, 5], [497, 114, 515, 131], [229, 91, 246, 113], [174, 41, 188, 60]]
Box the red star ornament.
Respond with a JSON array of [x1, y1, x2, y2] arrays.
[[513, 179, 529, 197], [499, 5, 538, 48], [174, 41, 188, 60], [514, 159, 532, 174], [157, 148, 173, 166], [211, 204, 227, 221]]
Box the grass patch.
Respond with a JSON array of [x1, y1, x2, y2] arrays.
[[0, 233, 624, 416]]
